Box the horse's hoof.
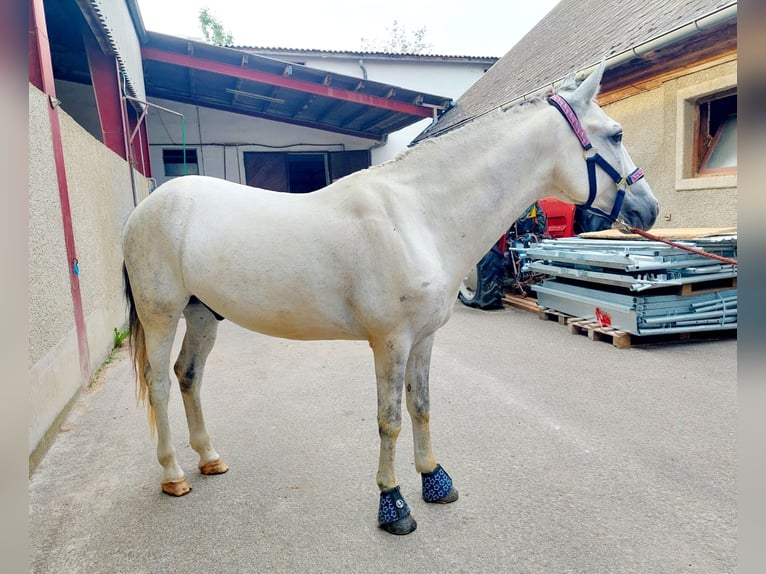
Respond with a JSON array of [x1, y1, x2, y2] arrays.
[[422, 464, 458, 503], [379, 514, 417, 535], [161, 478, 192, 496], [378, 485, 416, 534], [200, 459, 229, 475]]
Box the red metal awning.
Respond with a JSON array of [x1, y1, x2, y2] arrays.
[[141, 33, 452, 141]]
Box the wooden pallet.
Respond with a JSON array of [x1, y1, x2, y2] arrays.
[[538, 307, 572, 325], [567, 318, 632, 348], [562, 314, 736, 349], [527, 306, 736, 348]]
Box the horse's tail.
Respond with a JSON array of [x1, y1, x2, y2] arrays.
[[123, 263, 156, 438]]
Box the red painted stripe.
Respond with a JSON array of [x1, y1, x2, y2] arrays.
[[142, 47, 434, 118], [31, 0, 91, 383]]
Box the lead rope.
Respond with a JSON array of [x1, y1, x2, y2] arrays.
[[613, 220, 738, 266]]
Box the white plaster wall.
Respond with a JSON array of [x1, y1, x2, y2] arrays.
[[602, 60, 737, 228], [29, 85, 81, 457], [29, 85, 74, 368], [29, 83, 150, 458], [289, 57, 490, 99], [145, 97, 374, 186]]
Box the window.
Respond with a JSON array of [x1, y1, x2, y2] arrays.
[[163, 148, 199, 176], [675, 73, 737, 191], [695, 91, 736, 176], [242, 150, 370, 193]]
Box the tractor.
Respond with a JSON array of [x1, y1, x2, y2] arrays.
[[458, 197, 612, 309]]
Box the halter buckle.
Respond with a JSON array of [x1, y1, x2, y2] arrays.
[[583, 147, 599, 160]]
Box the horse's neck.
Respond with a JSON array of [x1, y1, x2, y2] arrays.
[[388, 105, 556, 278]]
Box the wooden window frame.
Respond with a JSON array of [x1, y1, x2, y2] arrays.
[[694, 89, 736, 177], [675, 73, 737, 192]]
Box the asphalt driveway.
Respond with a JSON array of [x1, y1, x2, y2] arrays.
[[29, 302, 736, 573]]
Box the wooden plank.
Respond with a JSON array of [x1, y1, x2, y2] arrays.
[[578, 227, 736, 240], [680, 277, 737, 296], [502, 293, 540, 313], [599, 49, 737, 106]]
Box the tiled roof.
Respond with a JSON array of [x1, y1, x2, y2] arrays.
[[417, 0, 736, 141], [232, 46, 500, 63]]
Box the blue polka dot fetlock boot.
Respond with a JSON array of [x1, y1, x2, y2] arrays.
[[378, 485, 417, 535], [421, 464, 459, 503]]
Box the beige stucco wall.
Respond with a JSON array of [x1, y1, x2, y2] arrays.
[[29, 83, 150, 460], [603, 59, 737, 229]]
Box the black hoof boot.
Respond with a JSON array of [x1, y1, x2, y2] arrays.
[[422, 464, 459, 504], [378, 486, 417, 535]]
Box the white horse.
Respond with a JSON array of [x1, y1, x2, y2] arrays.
[[122, 62, 658, 535]]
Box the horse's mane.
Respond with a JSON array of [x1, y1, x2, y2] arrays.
[[369, 96, 549, 172]]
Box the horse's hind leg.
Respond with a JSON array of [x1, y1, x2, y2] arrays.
[[405, 334, 458, 504], [174, 302, 228, 476], [142, 316, 192, 496]]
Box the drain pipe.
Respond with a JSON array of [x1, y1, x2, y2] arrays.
[[572, 2, 737, 82]]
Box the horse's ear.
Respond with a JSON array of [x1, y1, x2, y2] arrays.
[[559, 72, 577, 92], [573, 60, 605, 104]]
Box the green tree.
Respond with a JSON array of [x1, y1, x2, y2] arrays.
[[198, 7, 234, 46], [361, 20, 432, 54]]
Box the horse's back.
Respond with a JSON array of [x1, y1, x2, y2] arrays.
[[122, 175, 453, 342], [123, 176, 368, 339]]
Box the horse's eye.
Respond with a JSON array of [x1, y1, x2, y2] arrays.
[[611, 131, 623, 144]]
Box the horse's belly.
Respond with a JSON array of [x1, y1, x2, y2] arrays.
[[203, 295, 367, 342]]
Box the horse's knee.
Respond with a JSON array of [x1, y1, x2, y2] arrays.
[[378, 402, 402, 435], [407, 396, 430, 422], [148, 377, 171, 401], [406, 388, 430, 424], [378, 419, 401, 441], [174, 352, 203, 393]]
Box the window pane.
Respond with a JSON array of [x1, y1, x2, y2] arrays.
[[164, 162, 199, 176], [163, 148, 199, 176], [703, 114, 737, 170]]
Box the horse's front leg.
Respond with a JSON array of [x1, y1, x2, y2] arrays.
[[372, 335, 417, 535], [406, 334, 458, 504], [174, 303, 228, 476]]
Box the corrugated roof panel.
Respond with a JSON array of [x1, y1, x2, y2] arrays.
[[87, 0, 146, 101]]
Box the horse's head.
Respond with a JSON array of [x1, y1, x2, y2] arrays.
[[549, 62, 659, 231]]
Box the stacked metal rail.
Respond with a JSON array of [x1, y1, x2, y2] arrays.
[[523, 235, 737, 335]]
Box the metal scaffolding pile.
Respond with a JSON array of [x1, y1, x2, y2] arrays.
[[524, 235, 737, 335]]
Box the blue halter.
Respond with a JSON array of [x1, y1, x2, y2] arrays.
[[548, 94, 644, 222]]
